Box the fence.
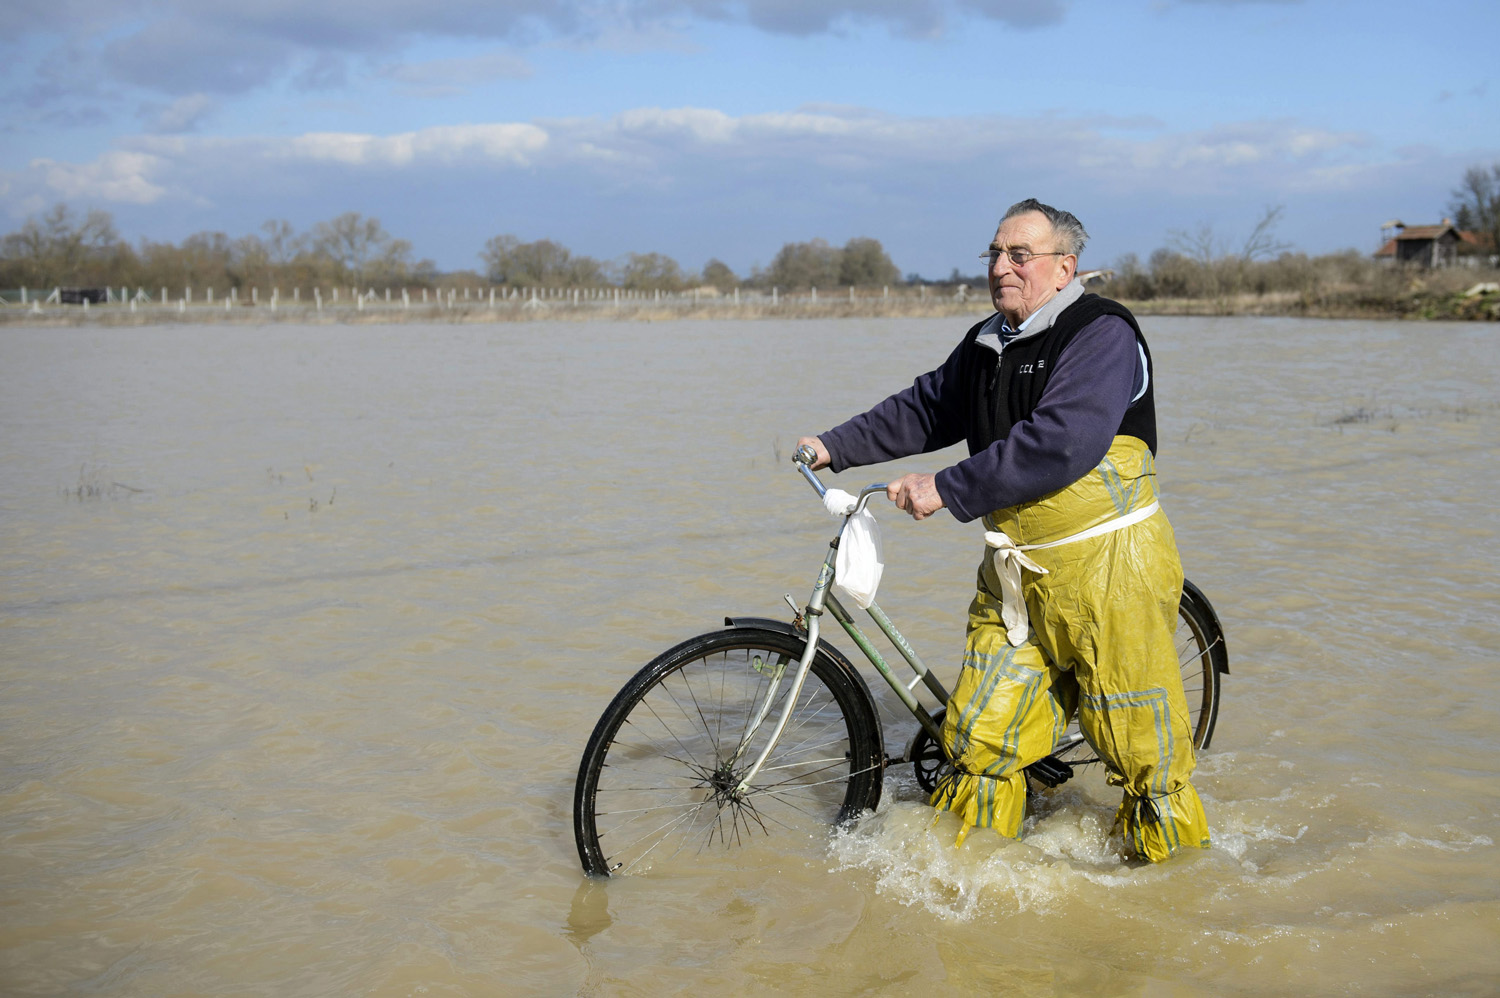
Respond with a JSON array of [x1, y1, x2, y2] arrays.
[[0, 282, 979, 318]]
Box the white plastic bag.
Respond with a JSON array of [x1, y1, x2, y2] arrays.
[[823, 489, 884, 609]]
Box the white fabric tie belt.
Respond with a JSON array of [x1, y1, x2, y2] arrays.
[[983, 501, 1160, 646]]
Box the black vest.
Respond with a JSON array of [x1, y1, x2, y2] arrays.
[[962, 294, 1157, 456]]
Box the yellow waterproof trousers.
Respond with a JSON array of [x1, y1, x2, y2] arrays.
[[931, 436, 1210, 862]]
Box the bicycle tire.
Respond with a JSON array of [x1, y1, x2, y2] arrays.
[[574, 626, 885, 877]]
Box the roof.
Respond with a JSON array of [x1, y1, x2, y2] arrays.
[[1374, 225, 1492, 258], [1391, 223, 1458, 241]]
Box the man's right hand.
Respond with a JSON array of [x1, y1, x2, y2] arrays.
[[796, 436, 831, 470]]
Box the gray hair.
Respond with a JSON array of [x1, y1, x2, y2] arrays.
[[1001, 198, 1089, 257]]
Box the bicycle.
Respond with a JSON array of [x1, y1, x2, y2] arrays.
[[573, 448, 1229, 876]]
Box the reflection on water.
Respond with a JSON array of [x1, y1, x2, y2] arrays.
[[2, 317, 1499, 995]]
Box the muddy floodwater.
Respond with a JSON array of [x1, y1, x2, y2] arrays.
[[2, 315, 1498, 995]]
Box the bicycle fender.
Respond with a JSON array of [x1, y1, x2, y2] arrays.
[[723, 616, 884, 747]]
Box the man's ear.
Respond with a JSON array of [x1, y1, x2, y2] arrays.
[[1056, 254, 1077, 289]]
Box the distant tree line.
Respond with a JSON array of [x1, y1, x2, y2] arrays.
[[0, 203, 905, 295], [477, 233, 902, 292], [0, 206, 438, 293]]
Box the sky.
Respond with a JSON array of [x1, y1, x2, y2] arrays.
[[2, 0, 1497, 279]]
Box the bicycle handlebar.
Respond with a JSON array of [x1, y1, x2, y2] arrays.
[[793, 445, 887, 515]]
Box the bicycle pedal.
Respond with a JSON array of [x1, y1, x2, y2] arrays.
[[1025, 755, 1073, 788]]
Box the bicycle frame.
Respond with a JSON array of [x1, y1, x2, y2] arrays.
[[733, 452, 1094, 795]]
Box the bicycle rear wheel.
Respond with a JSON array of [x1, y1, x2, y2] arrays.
[[574, 627, 884, 877]]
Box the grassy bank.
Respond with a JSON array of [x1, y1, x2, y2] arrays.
[[1123, 283, 1500, 321]]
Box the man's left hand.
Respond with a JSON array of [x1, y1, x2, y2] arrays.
[[887, 473, 945, 521]]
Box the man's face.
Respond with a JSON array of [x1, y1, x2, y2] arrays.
[[986, 211, 1077, 325]]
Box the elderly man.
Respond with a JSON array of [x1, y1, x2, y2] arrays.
[[798, 199, 1208, 861]]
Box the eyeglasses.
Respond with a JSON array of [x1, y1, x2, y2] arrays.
[[981, 247, 1069, 267]]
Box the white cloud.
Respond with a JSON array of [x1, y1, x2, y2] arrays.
[[281, 123, 550, 166], [613, 107, 739, 143], [33, 150, 168, 204], [8, 107, 1376, 209]]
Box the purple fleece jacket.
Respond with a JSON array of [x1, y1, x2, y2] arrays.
[[820, 313, 1142, 523]]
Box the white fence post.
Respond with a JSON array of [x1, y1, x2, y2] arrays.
[[772, 286, 778, 305], [19, 287, 25, 304]]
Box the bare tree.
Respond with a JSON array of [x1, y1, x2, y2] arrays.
[[261, 220, 304, 266], [1239, 205, 1292, 262], [1166, 222, 1223, 267], [0, 203, 120, 285], [766, 238, 841, 290], [838, 237, 900, 286], [619, 251, 686, 292], [311, 212, 396, 285], [1168, 205, 1288, 264], [701, 258, 738, 292], [480, 235, 604, 287], [1449, 163, 1500, 260]]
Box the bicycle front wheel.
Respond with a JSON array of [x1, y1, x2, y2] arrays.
[[573, 627, 884, 877]]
